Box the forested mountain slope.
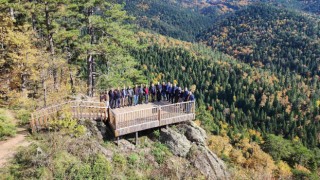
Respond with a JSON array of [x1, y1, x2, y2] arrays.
[[133, 33, 320, 177], [199, 4, 320, 76], [176, 0, 320, 15], [119, 0, 215, 41]]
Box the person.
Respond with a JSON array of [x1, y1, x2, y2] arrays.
[[108, 89, 114, 108], [139, 84, 144, 104], [127, 86, 133, 106], [150, 83, 156, 102], [174, 87, 181, 103], [166, 82, 171, 101], [144, 85, 149, 103], [186, 92, 195, 113], [105, 93, 110, 109], [161, 82, 167, 101], [134, 85, 139, 106], [171, 83, 177, 103], [183, 87, 189, 101], [156, 82, 162, 102], [100, 92, 106, 102], [121, 86, 127, 107], [115, 88, 121, 108]]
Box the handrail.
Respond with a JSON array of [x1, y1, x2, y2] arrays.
[[115, 106, 158, 115], [30, 100, 196, 136], [160, 101, 194, 108]]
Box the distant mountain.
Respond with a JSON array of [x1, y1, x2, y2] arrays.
[[198, 4, 320, 76], [175, 0, 320, 15], [119, 0, 215, 41]]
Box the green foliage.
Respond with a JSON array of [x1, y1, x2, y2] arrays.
[[263, 134, 320, 171], [200, 4, 320, 77], [151, 142, 171, 164], [121, 0, 214, 41], [196, 106, 219, 134], [0, 109, 16, 139], [292, 169, 318, 180], [263, 134, 294, 162], [92, 154, 112, 179], [113, 153, 127, 170], [49, 114, 86, 137], [134, 44, 320, 150], [15, 109, 31, 126], [153, 129, 160, 139], [127, 153, 139, 166]]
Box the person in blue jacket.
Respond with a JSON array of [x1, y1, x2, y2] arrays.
[[166, 82, 171, 101], [183, 87, 189, 101], [134, 85, 139, 106], [115, 88, 121, 108], [161, 82, 167, 101], [156, 82, 162, 102], [171, 84, 177, 103], [108, 89, 114, 109], [139, 84, 144, 104]]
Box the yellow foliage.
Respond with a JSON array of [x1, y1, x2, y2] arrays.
[[208, 135, 232, 157], [294, 164, 311, 174], [276, 161, 292, 179]]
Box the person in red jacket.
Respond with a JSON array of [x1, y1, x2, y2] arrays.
[[144, 85, 149, 103]]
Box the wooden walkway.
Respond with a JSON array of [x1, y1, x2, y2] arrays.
[[30, 100, 195, 137]]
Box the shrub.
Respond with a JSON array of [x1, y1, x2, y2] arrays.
[[151, 142, 171, 164], [15, 109, 31, 125], [128, 153, 139, 166], [113, 153, 127, 170], [0, 109, 16, 139], [92, 154, 112, 179]]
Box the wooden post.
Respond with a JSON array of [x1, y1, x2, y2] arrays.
[[135, 131, 139, 145], [158, 106, 161, 122]]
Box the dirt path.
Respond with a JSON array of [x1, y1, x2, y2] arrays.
[[0, 111, 31, 168]]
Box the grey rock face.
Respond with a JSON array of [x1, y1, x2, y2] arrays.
[[161, 121, 230, 180], [179, 121, 207, 145], [160, 128, 192, 157], [188, 145, 229, 180]]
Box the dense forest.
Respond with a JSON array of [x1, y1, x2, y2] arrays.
[[133, 35, 320, 175], [1, 0, 320, 179], [199, 5, 320, 77], [120, 0, 215, 41]]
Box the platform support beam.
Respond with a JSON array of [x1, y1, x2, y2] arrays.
[[135, 131, 139, 145]]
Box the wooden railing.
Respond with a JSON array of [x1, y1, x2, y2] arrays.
[[30, 101, 107, 132], [30, 100, 196, 137], [111, 101, 195, 136]]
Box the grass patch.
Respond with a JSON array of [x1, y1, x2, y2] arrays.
[[151, 142, 171, 164], [0, 109, 16, 139]]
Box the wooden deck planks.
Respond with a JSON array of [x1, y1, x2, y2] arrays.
[[30, 100, 196, 137]]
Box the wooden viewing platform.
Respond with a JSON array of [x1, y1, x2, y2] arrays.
[[30, 100, 196, 137]]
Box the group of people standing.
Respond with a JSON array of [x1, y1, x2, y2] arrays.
[[100, 82, 195, 109]]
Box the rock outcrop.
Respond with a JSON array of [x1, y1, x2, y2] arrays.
[[178, 121, 207, 145], [160, 121, 230, 180], [160, 128, 192, 157]]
